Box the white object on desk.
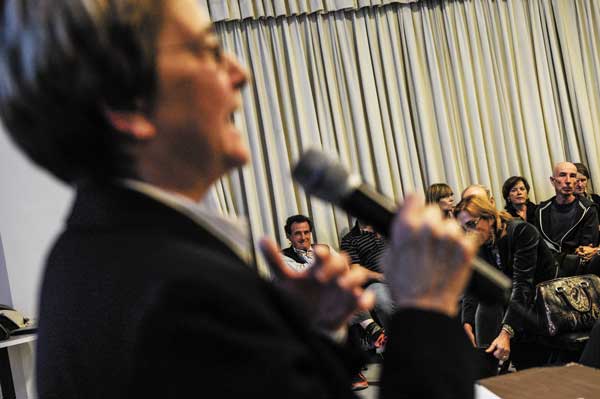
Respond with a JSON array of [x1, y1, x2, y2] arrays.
[[475, 384, 502, 399], [0, 334, 36, 349], [0, 333, 37, 399]]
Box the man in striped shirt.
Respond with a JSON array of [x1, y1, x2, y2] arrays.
[[341, 220, 394, 329]]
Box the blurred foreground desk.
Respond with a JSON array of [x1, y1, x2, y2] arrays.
[[476, 363, 600, 399], [0, 334, 36, 399]]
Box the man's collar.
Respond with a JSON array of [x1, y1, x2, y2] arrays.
[[293, 246, 313, 255], [554, 193, 576, 205]]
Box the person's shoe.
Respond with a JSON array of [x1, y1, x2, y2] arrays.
[[351, 372, 369, 391], [365, 322, 387, 349]]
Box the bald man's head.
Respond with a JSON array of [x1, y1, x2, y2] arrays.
[[553, 162, 577, 177], [461, 184, 496, 208], [550, 162, 577, 201]]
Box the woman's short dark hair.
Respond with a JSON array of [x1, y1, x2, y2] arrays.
[[573, 163, 590, 179], [0, 0, 164, 183], [501, 176, 530, 203], [284, 215, 314, 236], [425, 183, 453, 204]]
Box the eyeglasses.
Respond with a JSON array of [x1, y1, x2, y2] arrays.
[[186, 40, 224, 63], [160, 35, 225, 65], [462, 217, 481, 231]]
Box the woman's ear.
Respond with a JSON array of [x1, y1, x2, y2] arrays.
[[104, 109, 156, 140]]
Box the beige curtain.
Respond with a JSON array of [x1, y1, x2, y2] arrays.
[[203, 0, 600, 271]]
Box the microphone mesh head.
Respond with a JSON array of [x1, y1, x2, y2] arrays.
[[292, 149, 357, 204]]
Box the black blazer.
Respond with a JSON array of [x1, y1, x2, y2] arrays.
[[505, 200, 537, 224], [35, 182, 474, 398], [462, 220, 556, 337], [535, 196, 599, 254]]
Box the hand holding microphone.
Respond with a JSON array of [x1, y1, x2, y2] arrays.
[[382, 194, 477, 317], [292, 149, 511, 306]]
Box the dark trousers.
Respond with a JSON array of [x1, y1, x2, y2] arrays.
[[511, 341, 551, 370], [473, 349, 498, 379]]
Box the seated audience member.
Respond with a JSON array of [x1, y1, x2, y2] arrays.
[[462, 184, 496, 207], [426, 183, 455, 218], [456, 196, 555, 374], [341, 220, 394, 329], [535, 162, 599, 276], [0, 1, 478, 398], [574, 163, 600, 209], [340, 219, 389, 391], [281, 214, 330, 271], [572, 163, 600, 276], [502, 176, 537, 224], [281, 215, 382, 391]]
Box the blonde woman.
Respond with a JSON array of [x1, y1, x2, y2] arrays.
[[455, 196, 554, 373]]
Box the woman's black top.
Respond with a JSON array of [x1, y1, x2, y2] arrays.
[[505, 200, 537, 224]]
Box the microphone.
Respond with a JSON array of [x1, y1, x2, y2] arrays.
[[292, 149, 511, 305]]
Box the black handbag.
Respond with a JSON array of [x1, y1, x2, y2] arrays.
[[535, 274, 600, 336]]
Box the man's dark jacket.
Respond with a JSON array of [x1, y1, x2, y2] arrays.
[[534, 196, 599, 254], [35, 182, 475, 398]]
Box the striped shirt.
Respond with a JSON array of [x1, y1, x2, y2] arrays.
[[340, 224, 386, 273]]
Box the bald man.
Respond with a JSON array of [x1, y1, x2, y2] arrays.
[[461, 184, 496, 208], [535, 162, 599, 258]]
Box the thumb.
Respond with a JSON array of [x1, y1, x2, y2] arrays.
[[485, 342, 496, 353]]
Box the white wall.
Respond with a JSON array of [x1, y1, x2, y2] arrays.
[[0, 125, 72, 320]]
